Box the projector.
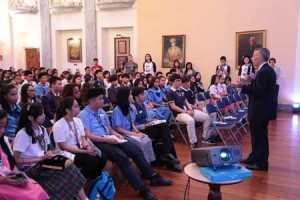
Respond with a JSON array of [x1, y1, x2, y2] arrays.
[[191, 145, 242, 168]]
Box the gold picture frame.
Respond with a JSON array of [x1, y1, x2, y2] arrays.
[[67, 38, 82, 62], [236, 30, 266, 68], [162, 35, 186, 68]]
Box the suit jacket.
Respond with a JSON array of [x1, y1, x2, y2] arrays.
[[42, 91, 59, 120], [241, 63, 277, 123]]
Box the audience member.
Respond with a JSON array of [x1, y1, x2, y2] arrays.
[[143, 54, 156, 76]]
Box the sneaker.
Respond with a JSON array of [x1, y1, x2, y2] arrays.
[[139, 187, 158, 200], [150, 173, 173, 186], [191, 142, 198, 149], [202, 138, 216, 145]]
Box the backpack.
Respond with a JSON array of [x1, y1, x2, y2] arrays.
[[89, 171, 116, 200]]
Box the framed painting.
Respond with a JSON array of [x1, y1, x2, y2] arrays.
[[236, 30, 266, 67], [162, 35, 186, 68], [67, 38, 82, 62], [114, 37, 130, 70]]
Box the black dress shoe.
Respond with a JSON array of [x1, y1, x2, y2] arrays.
[[161, 154, 180, 164], [191, 142, 198, 149], [150, 173, 173, 186], [246, 164, 268, 171], [139, 187, 158, 200], [240, 159, 254, 165], [167, 164, 182, 173]]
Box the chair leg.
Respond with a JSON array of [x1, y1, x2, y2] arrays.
[[175, 122, 188, 144]]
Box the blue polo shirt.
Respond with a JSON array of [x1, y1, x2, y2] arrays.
[[147, 88, 165, 105], [132, 101, 147, 125], [78, 106, 110, 137], [111, 106, 135, 131], [0, 104, 21, 138]]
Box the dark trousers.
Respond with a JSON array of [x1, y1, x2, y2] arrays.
[[94, 141, 155, 190], [141, 123, 176, 157], [74, 153, 107, 179], [274, 84, 279, 119], [247, 121, 269, 168]]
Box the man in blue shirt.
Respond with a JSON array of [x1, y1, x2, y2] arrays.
[[35, 72, 50, 102], [78, 88, 172, 200]]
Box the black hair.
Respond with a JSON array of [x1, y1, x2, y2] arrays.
[[50, 76, 62, 86], [0, 110, 16, 170], [220, 56, 226, 61], [20, 84, 36, 105], [169, 73, 181, 83], [269, 57, 276, 63], [133, 78, 143, 87], [184, 62, 193, 75], [109, 74, 118, 82], [116, 87, 131, 116], [210, 74, 218, 86], [173, 60, 181, 68], [155, 71, 163, 77], [225, 76, 232, 82], [23, 70, 33, 76], [103, 70, 110, 77], [84, 74, 93, 83], [134, 72, 141, 78], [85, 66, 90, 71], [16, 103, 44, 144], [93, 58, 98, 62], [0, 83, 17, 113], [169, 68, 176, 73], [148, 77, 159, 89], [87, 88, 105, 100], [72, 74, 81, 85], [56, 97, 75, 121], [38, 72, 48, 79], [242, 55, 252, 64], [95, 69, 103, 75], [181, 75, 190, 83], [144, 53, 152, 62], [61, 84, 80, 100], [121, 73, 130, 79], [132, 87, 144, 100]]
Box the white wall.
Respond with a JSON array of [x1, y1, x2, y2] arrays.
[[0, 0, 12, 69], [97, 7, 137, 72], [51, 12, 85, 74]]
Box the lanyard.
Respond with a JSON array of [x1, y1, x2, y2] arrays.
[[65, 120, 81, 149], [33, 126, 47, 152], [94, 113, 109, 134]]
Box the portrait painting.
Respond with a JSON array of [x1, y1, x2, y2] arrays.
[[67, 38, 82, 62], [236, 30, 266, 67], [162, 35, 186, 68], [114, 37, 130, 70]]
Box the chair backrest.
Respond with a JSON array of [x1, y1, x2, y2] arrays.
[[204, 91, 211, 100], [206, 103, 218, 114], [222, 97, 230, 106], [216, 99, 225, 110], [196, 93, 206, 102], [239, 93, 247, 100], [233, 93, 242, 101], [228, 94, 236, 104]]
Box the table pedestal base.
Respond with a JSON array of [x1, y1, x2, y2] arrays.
[[208, 184, 222, 200]]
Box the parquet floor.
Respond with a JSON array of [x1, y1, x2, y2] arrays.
[[113, 112, 300, 200]]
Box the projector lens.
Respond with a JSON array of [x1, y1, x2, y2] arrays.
[[220, 148, 231, 162]]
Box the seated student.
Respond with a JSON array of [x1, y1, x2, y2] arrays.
[[225, 76, 238, 95], [0, 83, 21, 141], [180, 76, 214, 144], [53, 97, 107, 180], [0, 110, 50, 200], [112, 87, 155, 163], [13, 103, 88, 200], [158, 76, 169, 95], [147, 77, 171, 122], [132, 87, 182, 172], [107, 74, 119, 107], [217, 75, 228, 97], [19, 84, 36, 108], [78, 88, 172, 200], [167, 74, 210, 149], [120, 73, 132, 88], [61, 84, 85, 110], [72, 74, 82, 90], [190, 72, 205, 93], [93, 70, 105, 89], [208, 74, 223, 103], [35, 72, 50, 102], [41, 76, 63, 127]]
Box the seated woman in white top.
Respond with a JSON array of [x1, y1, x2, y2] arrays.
[[12, 103, 88, 200], [53, 97, 107, 180], [208, 75, 223, 104], [217, 75, 228, 97], [0, 110, 49, 200]]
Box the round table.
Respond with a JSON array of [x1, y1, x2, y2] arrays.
[[183, 163, 243, 200]]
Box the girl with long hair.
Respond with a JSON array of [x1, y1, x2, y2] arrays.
[[19, 84, 36, 108], [13, 103, 88, 200]]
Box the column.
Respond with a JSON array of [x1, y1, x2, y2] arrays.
[[84, 0, 97, 67], [39, 0, 52, 68]]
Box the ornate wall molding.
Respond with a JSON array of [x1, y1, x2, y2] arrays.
[[97, 0, 136, 10], [8, 0, 38, 14], [49, 0, 83, 14]]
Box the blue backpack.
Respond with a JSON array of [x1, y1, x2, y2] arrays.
[[89, 171, 116, 200]]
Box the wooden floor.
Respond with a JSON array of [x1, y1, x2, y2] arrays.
[[112, 112, 300, 200]]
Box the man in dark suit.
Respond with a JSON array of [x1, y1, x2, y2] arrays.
[[42, 76, 63, 127], [237, 48, 276, 171]]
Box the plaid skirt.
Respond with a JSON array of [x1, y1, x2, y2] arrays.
[[125, 135, 155, 163], [26, 163, 86, 200]]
